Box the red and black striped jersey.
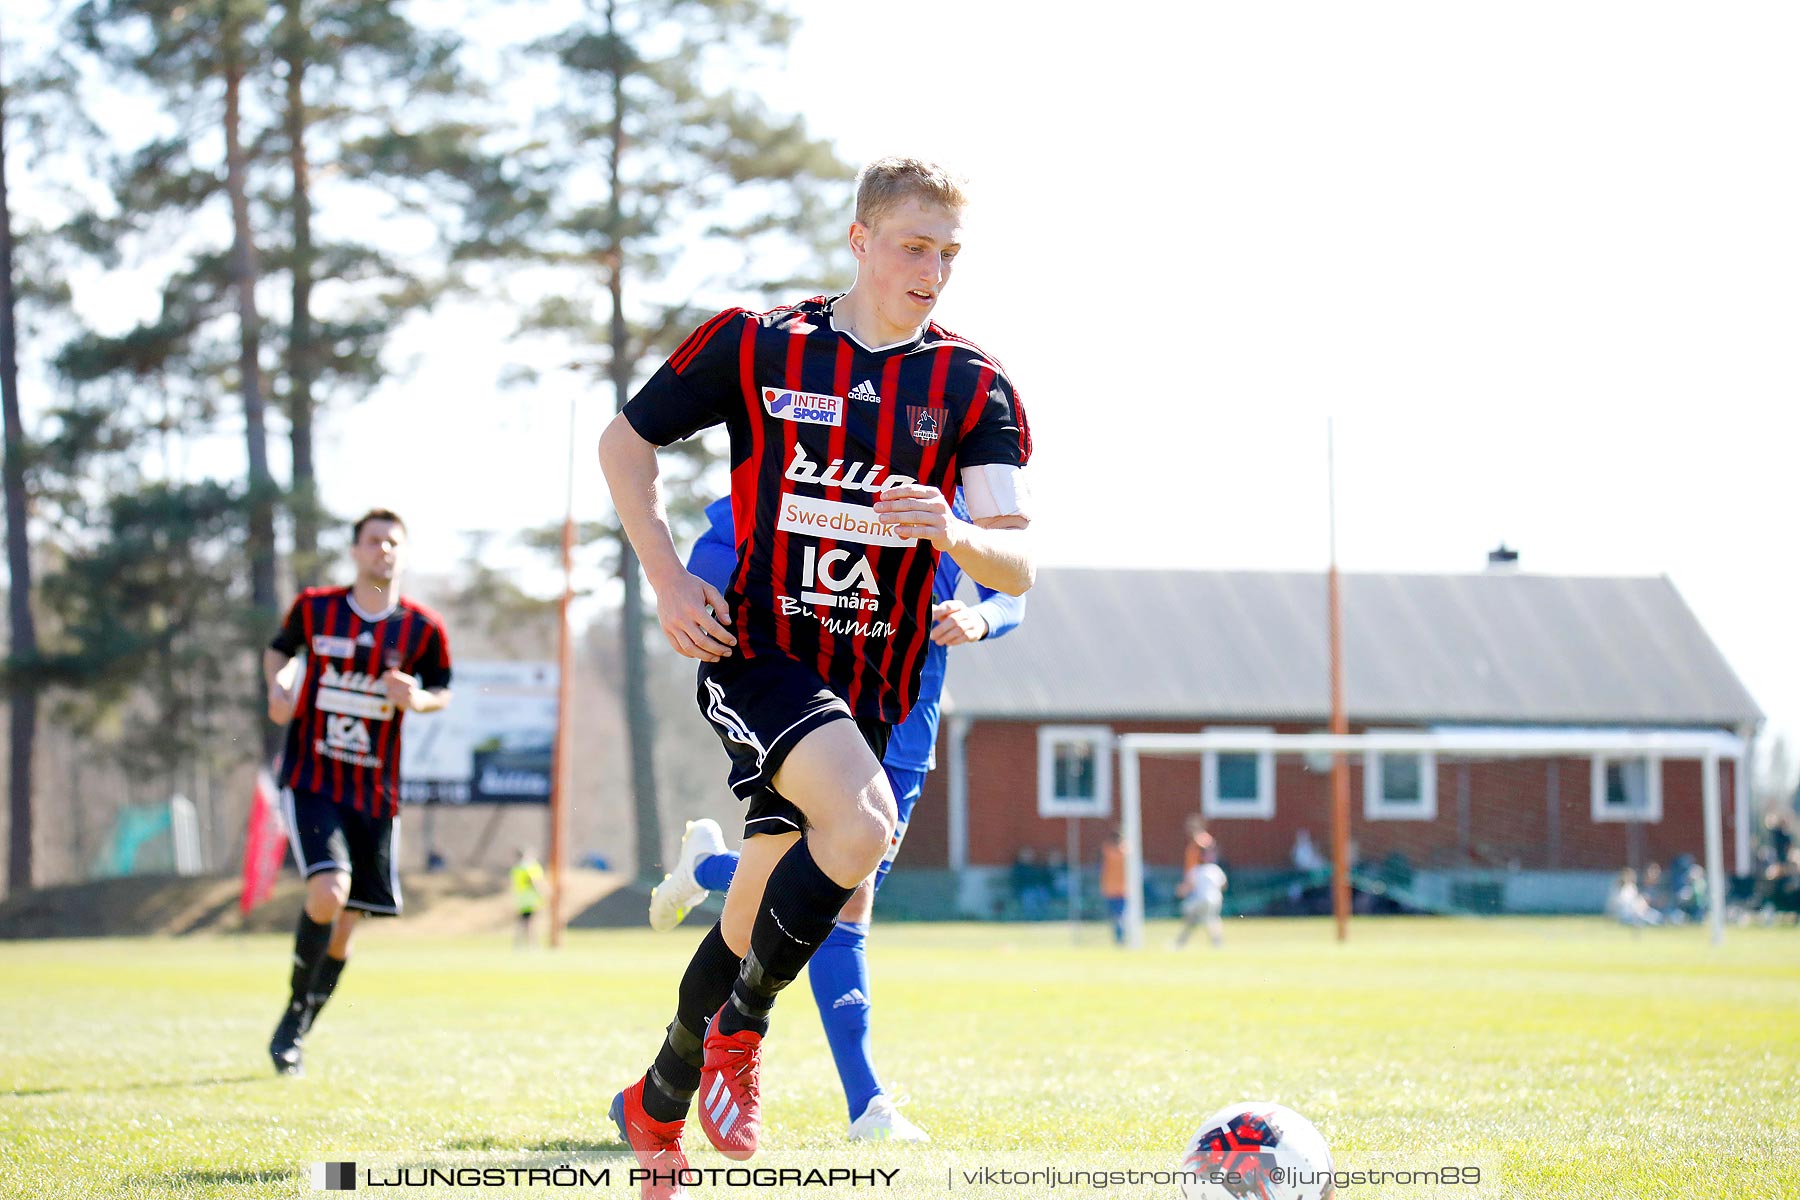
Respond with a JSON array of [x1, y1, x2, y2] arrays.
[[270, 588, 453, 817], [623, 296, 1033, 725]]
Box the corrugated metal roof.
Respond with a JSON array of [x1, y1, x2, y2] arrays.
[[942, 569, 1763, 728]]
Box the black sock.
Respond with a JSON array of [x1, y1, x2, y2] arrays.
[[288, 913, 333, 1010], [643, 923, 740, 1124], [304, 954, 347, 1033], [677, 923, 743, 1040], [716, 838, 853, 1039]]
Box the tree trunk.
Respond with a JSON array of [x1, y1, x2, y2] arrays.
[[1, 47, 40, 894], [614, 300, 661, 884], [281, 0, 320, 587], [606, 0, 661, 882], [222, 13, 281, 759]]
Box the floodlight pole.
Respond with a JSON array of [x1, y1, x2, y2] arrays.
[[1327, 420, 1351, 942], [549, 392, 577, 949]]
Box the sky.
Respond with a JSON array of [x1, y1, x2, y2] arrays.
[[18, 2, 1800, 780]]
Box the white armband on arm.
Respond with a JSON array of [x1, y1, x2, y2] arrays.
[[960, 464, 1032, 522]]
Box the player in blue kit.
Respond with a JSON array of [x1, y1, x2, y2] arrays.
[[649, 494, 1025, 1141]]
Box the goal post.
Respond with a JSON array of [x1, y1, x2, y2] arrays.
[[1118, 727, 1748, 949]]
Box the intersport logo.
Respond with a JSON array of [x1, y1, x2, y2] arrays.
[[311, 635, 357, 659], [762, 387, 844, 427]]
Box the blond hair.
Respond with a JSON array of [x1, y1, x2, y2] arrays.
[[855, 157, 968, 230]]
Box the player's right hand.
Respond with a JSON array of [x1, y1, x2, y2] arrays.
[[268, 658, 299, 723], [656, 572, 736, 662], [268, 685, 296, 725]]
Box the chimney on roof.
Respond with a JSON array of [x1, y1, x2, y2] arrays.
[[1487, 543, 1520, 573]]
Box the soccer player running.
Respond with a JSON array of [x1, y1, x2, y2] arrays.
[[648, 492, 1026, 1141], [598, 158, 1034, 1196], [264, 509, 453, 1076]]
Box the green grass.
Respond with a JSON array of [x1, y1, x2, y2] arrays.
[[1, 918, 1796, 1198]]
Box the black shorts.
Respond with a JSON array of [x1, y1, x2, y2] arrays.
[[283, 788, 402, 916], [697, 654, 891, 838]]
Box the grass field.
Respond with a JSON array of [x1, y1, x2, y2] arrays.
[[1, 918, 1796, 1199]]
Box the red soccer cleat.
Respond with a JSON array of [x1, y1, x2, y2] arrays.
[[610, 1078, 692, 1200], [697, 1008, 765, 1160]]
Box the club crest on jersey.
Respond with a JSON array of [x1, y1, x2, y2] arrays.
[[907, 405, 946, 445], [762, 387, 844, 427]]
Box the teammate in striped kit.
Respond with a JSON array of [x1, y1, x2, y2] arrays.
[[649, 493, 1026, 1141], [598, 158, 1035, 1197], [263, 509, 453, 1076]]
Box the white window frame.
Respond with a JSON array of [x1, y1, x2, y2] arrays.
[[1202, 728, 1276, 819], [1364, 729, 1438, 821], [1590, 754, 1662, 823], [1037, 725, 1113, 818]]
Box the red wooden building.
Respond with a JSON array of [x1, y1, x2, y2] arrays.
[[886, 568, 1761, 915]]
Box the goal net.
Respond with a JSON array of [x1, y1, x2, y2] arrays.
[[1117, 728, 1749, 947]]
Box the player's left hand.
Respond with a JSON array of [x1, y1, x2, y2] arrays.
[[874, 483, 958, 548], [930, 599, 989, 645], [382, 669, 423, 712]]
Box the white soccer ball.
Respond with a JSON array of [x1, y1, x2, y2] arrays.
[[1179, 1101, 1334, 1200]]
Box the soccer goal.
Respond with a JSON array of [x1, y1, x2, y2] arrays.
[[1118, 727, 1750, 948]]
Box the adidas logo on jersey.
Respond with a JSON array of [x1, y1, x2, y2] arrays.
[[832, 988, 869, 1009], [356, 631, 375, 647], [848, 379, 880, 403]]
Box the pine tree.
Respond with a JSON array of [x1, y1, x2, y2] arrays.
[[274, 0, 474, 584], [491, 0, 853, 880], [0, 28, 39, 893], [71, 0, 483, 590], [70, 0, 280, 628], [1, 22, 88, 893]]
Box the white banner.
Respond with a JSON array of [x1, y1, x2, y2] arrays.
[[399, 660, 559, 805]]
